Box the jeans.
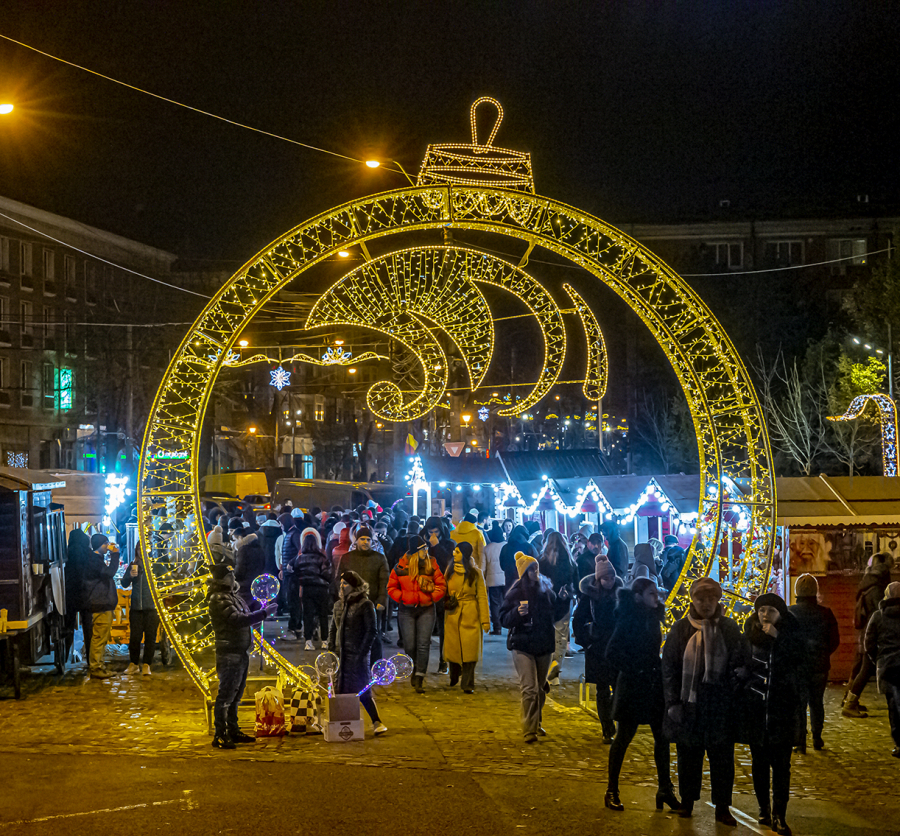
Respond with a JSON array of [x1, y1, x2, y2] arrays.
[[89, 610, 113, 672], [551, 600, 572, 670], [128, 608, 159, 666], [397, 605, 436, 677], [488, 586, 504, 631], [434, 600, 445, 666], [449, 660, 476, 690], [301, 585, 330, 642], [676, 741, 735, 808], [750, 741, 793, 817], [215, 650, 251, 738], [886, 680, 900, 748], [796, 670, 828, 741], [608, 716, 672, 793], [511, 650, 551, 736]]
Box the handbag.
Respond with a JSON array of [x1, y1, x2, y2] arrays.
[[288, 689, 323, 734], [254, 686, 287, 738], [443, 593, 459, 613]]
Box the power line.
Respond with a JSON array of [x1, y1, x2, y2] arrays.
[[0, 32, 407, 181]]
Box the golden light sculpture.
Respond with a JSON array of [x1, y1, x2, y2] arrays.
[[140, 100, 775, 695], [828, 393, 899, 476], [307, 246, 565, 420], [564, 283, 608, 401]]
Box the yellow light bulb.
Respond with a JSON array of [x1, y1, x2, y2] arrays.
[[0, 104, 13, 115], [366, 160, 380, 168]]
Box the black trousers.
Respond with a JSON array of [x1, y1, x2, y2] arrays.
[[301, 586, 329, 642], [849, 649, 875, 697], [488, 586, 504, 631], [750, 741, 793, 817], [676, 741, 735, 807], [285, 576, 303, 634], [607, 716, 672, 793], [595, 676, 615, 736], [886, 680, 900, 747], [129, 608, 159, 666], [449, 660, 476, 690], [796, 670, 828, 741]]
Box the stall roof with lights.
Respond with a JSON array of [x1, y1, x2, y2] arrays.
[[417, 455, 507, 486], [497, 449, 608, 484], [775, 475, 900, 527]]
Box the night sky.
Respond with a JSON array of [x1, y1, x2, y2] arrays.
[[0, 1, 895, 263]]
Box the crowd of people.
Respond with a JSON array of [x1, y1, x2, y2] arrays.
[[65, 497, 900, 831]]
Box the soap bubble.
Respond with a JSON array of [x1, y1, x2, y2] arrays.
[[371, 658, 397, 687], [315, 651, 340, 679], [250, 573, 280, 603], [390, 653, 414, 681]]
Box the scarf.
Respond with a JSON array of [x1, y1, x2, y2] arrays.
[[681, 612, 728, 704]]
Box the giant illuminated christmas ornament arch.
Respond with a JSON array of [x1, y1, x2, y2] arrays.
[[139, 98, 776, 695]]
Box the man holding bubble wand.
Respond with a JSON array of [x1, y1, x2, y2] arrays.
[[207, 563, 276, 749]]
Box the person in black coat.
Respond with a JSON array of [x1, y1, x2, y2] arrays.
[[500, 554, 566, 743], [661, 577, 746, 826], [600, 521, 629, 579], [844, 555, 892, 717], [258, 518, 282, 577], [864, 582, 900, 759], [788, 573, 840, 751], [499, 525, 537, 591], [660, 535, 686, 592], [742, 593, 802, 835], [573, 557, 622, 742], [207, 561, 269, 749], [603, 578, 679, 813], [293, 529, 334, 648], [232, 531, 266, 609], [64, 528, 93, 664], [328, 570, 386, 734], [82, 533, 120, 679]]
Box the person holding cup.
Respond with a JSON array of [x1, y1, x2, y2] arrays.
[[121, 544, 158, 676], [500, 552, 567, 743]]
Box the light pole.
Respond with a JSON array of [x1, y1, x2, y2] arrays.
[[365, 159, 416, 186]]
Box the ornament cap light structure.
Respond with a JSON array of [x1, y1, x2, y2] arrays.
[[139, 98, 774, 698]]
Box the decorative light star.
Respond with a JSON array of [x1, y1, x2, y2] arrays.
[[321, 347, 352, 365], [270, 366, 291, 390], [478, 407, 489, 422]]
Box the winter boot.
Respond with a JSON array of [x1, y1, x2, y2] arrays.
[[841, 694, 868, 718], [841, 691, 867, 712]]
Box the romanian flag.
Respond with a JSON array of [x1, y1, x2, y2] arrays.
[[405, 433, 418, 455]]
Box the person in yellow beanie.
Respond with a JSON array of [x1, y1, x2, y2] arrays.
[[500, 552, 568, 743]]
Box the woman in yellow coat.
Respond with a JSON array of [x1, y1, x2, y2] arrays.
[[443, 541, 490, 693]]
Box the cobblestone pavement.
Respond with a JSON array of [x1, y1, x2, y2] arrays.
[[1, 623, 897, 809]]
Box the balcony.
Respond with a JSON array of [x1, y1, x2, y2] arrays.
[[0, 271, 10, 288], [21, 333, 33, 348], [65, 284, 77, 302], [0, 391, 9, 407]]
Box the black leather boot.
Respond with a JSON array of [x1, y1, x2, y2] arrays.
[[715, 806, 737, 826], [773, 813, 792, 835], [655, 787, 682, 811], [758, 806, 772, 826], [678, 800, 694, 818], [604, 789, 624, 811]]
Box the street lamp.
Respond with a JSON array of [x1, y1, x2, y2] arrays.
[[0, 104, 13, 115], [365, 158, 416, 186]]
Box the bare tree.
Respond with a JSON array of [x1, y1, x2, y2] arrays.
[[632, 389, 699, 474]]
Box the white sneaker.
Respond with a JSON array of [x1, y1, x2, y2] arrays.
[[373, 722, 388, 735], [305, 640, 315, 651], [320, 641, 328, 650], [125, 662, 139, 675], [548, 676, 560, 686], [141, 664, 151, 676]]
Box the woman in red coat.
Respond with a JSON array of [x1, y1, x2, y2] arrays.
[[387, 535, 446, 693]]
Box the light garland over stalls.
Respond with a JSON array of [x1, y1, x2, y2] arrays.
[[139, 99, 775, 697], [828, 393, 899, 477]]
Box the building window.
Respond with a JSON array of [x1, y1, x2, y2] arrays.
[[57, 367, 74, 410], [708, 242, 743, 269], [20, 299, 33, 335], [0, 237, 9, 272], [828, 238, 867, 275], [42, 362, 55, 409], [64, 255, 76, 295], [43, 306, 53, 339], [64, 310, 74, 349], [0, 357, 8, 406], [314, 397, 325, 422], [21, 360, 33, 408], [20, 241, 33, 276], [43, 249, 55, 280], [301, 455, 314, 478], [765, 240, 804, 267], [0, 295, 7, 323]]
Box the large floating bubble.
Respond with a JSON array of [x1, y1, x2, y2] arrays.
[[390, 653, 414, 681], [315, 651, 340, 679], [250, 573, 280, 603]]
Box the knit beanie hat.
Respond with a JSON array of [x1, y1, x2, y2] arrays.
[[595, 555, 616, 582], [208, 525, 224, 546], [466, 508, 479, 522], [663, 534, 679, 546], [754, 592, 789, 619], [341, 569, 364, 588], [885, 581, 900, 600], [356, 526, 373, 540], [291, 507, 304, 518], [795, 573, 819, 598], [516, 552, 538, 578], [91, 533, 109, 550], [209, 562, 234, 580], [689, 577, 723, 600]]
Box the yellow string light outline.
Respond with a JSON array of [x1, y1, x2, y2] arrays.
[[828, 393, 899, 477], [140, 101, 774, 695], [564, 283, 608, 401]]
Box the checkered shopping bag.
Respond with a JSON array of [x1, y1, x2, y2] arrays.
[[254, 686, 287, 738], [288, 689, 323, 734]]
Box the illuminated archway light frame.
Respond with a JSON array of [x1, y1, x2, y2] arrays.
[[139, 184, 775, 695], [828, 393, 899, 477]]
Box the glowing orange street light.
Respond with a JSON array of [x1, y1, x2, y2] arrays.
[[248, 426, 257, 434], [0, 104, 13, 115], [365, 160, 380, 168], [365, 158, 416, 186], [348, 367, 357, 374], [238, 339, 249, 347]]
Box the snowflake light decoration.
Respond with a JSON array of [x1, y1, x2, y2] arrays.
[[270, 366, 291, 390], [478, 407, 489, 422]]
